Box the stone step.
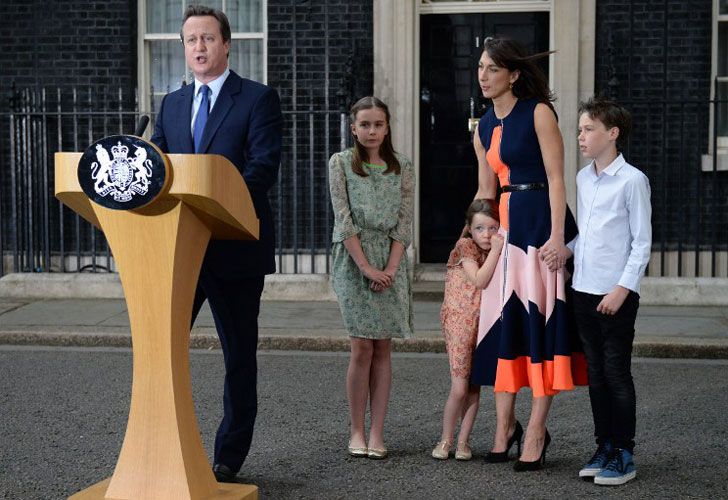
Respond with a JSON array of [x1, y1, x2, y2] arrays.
[[1, 271, 727, 306], [412, 280, 444, 302]]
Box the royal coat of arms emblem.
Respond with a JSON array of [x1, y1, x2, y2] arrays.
[[77, 135, 168, 210], [92, 141, 152, 202]]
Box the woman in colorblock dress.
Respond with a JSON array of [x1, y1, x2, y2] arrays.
[[470, 37, 586, 471]]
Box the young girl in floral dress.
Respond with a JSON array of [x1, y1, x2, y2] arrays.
[[432, 199, 503, 460], [329, 96, 415, 460]]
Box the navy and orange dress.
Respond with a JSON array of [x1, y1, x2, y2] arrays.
[[469, 98, 586, 398]]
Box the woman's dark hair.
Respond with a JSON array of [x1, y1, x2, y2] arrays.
[[482, 37, 555, 112], [349, 96, 401, 177], [578, 95, 632, 149], [180, 4, 232, 45], [464, 198, 499, 237]]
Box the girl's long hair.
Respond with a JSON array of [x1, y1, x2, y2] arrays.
[[483, 37, 556, 113], [349, 96, 401, 176]]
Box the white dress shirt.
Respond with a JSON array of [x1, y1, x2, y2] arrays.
[[190, 67, 230, 135], [570, 153, 652, 295]]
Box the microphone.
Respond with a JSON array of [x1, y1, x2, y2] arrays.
[[134, 115, 150, 137]]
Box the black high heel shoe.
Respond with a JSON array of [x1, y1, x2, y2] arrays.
[[484, 420, 523, 463], [513, 429, 551, 472]]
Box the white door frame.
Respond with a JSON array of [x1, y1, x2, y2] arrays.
[[373, 0, 596, 263]]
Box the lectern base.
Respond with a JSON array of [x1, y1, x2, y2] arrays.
[[69, 478, 258, 500]]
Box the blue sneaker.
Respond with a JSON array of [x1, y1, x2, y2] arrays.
[[579, 441, 613, 478], [594, 448, 636, 486]]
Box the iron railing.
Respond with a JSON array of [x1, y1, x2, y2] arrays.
[[619, 98, 727, 278], [0, 89, 726, 277], [0, 85, 348, 276]]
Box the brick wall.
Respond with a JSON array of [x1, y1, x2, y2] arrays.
[[595, 0, 710, 101], [1, 0, 722, 272], [0, 0, 137, 98], [0, 0, 372, 270], [595, 0, 726, 254], [0, 1, 139, 267], [267, 0, 373, 264], [268, 0, 373, 111]]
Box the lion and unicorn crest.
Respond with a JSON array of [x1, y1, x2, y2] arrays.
[[91, 141, 153, 202]]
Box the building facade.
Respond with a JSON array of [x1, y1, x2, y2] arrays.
[[0, 0, 725, 280]]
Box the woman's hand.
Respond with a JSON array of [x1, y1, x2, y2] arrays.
[[383, 265, 398, 280], [370, 265, 398, 293], [361, 264, 392, 288], [371, 240, 406, 293], [542, 247, 573, 271], [538, 237, 570, 271]]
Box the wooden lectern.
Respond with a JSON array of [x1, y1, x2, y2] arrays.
[[55, 141, 260, 500]]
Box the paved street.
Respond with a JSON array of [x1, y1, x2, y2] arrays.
[[1, 346, 727, 499]]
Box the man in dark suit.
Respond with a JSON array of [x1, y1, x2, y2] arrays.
[[151, 4, 282, 483]]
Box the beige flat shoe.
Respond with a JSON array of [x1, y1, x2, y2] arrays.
[[431, 440, 451, 460], [347, 442, 368, 458], [455, 442, 472, 461], [367, 447, 388, 459]]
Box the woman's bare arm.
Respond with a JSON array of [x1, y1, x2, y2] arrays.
[[473, 123, 497, 200], [534, 103, 569, 269]]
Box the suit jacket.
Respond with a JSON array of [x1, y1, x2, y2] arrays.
[[151, 71, 283, 277]]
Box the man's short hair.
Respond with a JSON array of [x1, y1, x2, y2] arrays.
[[578, 96, 632, 149], [180, 4, 232, 44]]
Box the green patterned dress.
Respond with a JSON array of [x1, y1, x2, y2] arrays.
[[328, 149, 415, 339]]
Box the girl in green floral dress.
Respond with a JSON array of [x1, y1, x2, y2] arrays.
[[328, 96, 415, 460]]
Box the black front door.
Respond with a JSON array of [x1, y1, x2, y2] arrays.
[[419, 12, 550, 262]]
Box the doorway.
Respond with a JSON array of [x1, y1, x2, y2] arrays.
[[419, 12, 549, 262]]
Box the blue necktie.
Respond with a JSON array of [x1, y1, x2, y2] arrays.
[[193, 85, 210, 153]]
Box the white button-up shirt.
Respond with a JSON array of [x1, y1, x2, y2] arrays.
[[190, 68, 230, 135], [570, 153, 652, 295]]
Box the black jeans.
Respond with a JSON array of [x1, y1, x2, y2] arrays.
[[572, 289, 639, 452]]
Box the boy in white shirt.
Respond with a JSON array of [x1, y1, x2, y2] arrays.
[[567, 96, 651, 486]]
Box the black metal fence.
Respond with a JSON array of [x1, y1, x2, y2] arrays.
[[0, 89, 726, 277], [620, 98, 728, 278], [0, 86, 348, 276], [276, 104, 350, 274]]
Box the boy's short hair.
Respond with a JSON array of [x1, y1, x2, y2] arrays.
[[578, 96, 632, 149]]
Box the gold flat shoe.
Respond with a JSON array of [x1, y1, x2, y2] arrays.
[[347, 443, 368, 458], [367, 447, 388, 459], [431, 440, 451, 460], [455, 442, 472, 461]]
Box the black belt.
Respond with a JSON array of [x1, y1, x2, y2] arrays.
[[502, 183, 546, 192]]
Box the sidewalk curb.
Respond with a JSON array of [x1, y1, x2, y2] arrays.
[[0, 273, 340, 301], [3, 273, 728, 305], [1, 331, 726, 359]]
